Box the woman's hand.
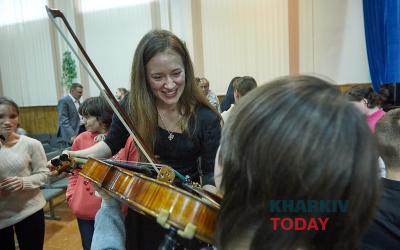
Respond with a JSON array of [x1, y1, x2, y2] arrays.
[[0, 176, 23, 192]]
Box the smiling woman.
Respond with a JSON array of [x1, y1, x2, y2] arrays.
[[65, 30, 222, 250], [0, 97, 50, 250]]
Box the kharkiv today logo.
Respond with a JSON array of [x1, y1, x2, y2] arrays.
[[268, 200, 349, 231]]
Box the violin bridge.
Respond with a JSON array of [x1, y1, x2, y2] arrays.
[[157, 166, 176, 183], [156, 209, 171, 229], [177, 223, 196, 239]]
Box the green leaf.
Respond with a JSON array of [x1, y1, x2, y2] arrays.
[[61, 51, 77, 89]]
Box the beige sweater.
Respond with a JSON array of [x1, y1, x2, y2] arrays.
[[0, 135, 49, 229]]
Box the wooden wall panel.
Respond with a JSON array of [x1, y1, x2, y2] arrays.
[[337, 83, 370, 93], [19, 106, 58, 135], [18, 83, 369, 135]]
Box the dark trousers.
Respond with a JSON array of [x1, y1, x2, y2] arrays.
[[125, 209, 206, 250], [77, 218, 95, 250], [0, 209, 45, 250]]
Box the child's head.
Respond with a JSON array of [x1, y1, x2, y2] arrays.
[[79, 96, 113, 133], [0, 97, 19, 115], [375, 108, 400, 171], [0, 97, 19, 138], [233, 76, 257, 102], [216, 75, 380, 250]]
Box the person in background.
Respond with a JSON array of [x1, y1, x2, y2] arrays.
[[345, 85, 389, 133], [215, 75, 380, 249], [221, 76, 257, 122], [57, 83, 84, 145], [220, 76, 241, 112], [198, 77, 221, 112], [62, 29, 221, 250], [361, 108, 400, 249], [0, 97, 50, 250], [66, 96, 115, 250], [345, 85, 389, 177], [115, 88, 129, 102]]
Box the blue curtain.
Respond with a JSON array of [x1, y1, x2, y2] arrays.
[[363, 0, 400, 91]]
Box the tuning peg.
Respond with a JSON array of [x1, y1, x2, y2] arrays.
[[59, 154, 70, 161], [51, 158, 62, 166]]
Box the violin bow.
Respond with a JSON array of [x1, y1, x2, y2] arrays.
[[45, 6, 159, 174]]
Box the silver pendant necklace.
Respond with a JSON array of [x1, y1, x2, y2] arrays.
[[158, 112, 175, 141]]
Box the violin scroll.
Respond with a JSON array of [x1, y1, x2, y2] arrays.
[[49, 154, 79, 174]]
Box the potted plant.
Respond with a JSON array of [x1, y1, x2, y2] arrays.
[[61, 51, 77, 90]]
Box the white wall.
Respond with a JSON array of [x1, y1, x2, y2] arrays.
[[201, 0, 289, 95], [0, 0, 372, 106], [81, 2, 153, 97], [0, 0, 57, 106], [299, 0, 370, 83]]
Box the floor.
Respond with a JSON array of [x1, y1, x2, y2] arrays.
[[43, 196, 82, 250]]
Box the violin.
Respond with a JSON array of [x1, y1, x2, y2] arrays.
[[80, 157, 219, 244], [45, 6, 221, 245]]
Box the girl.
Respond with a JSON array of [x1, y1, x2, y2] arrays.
[[67, 96, 138, 250], [0, 97, 49, 250], [66, 96, 114, 250]]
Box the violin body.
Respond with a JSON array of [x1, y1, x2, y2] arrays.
[[80, 158, 219, 244]]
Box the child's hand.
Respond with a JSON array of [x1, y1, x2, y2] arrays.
[[93, 184, 111, 200], [93, 184, 121, 207], [0, 176, 23, 192]]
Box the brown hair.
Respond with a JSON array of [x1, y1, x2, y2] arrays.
[[345, 85, 388, 108], [217, 75, 380, 250], [233, 76, 257, 97], [127, 30, 220, 155], [0, 97, 19, 115], [375, 108, 400, 170], [79, 96, 113, 129], [70, 83, 83, 92]]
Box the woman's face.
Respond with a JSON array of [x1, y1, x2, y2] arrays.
[[146, 51, 185, 108], [0, 104, 18, 138], [115, 90, 123, 101], [198, 79, 209, 96], [83, 115, 103, 133]]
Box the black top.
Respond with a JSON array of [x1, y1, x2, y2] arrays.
[[105, 99, 221, 184], [361, 178, 400, 250], [220, 81, 235, 112]]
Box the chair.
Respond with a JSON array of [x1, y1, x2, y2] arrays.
[[41, 174, 68, 220], [42, 188, 65, 220]]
